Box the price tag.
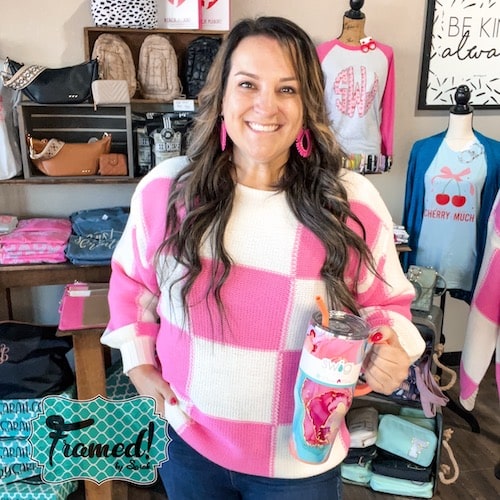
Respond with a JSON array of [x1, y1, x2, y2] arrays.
[[173, 99, 196, 112]]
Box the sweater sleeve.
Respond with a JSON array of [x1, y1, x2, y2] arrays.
[[101, 161, 182, 373], [460, 190, 500, 405], [342, 171, 425, 362]]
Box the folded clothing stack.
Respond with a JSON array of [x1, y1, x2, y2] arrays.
[[0, 217, 71, 264], [65, 206, 129, 265], [393, 224, 410, 245]]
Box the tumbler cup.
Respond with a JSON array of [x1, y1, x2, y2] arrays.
[[290, 310, 371, 464]]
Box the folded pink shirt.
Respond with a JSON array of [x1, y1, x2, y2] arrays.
[[0, 218, 72, 264]]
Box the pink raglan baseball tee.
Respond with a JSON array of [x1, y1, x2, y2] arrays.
[[317, 38, 395, 160], [101, 156, 424, 479]]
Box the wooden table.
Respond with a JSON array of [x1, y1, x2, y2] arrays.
[[0, 262, 127, 498], [0, 263, 111, 320], [57, 327, 128, 500]]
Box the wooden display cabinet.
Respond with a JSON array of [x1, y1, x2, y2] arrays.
[[84, 26, 227, 105], [17, 102, 134, 180]]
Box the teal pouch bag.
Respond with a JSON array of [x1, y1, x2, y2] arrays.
[[370, 473, 433, 498], [399, 407, 427, 418], [399, 407, 436, 431], [399, 415, 436, 432], [341, 462, 372, 485], [377, 414, 437, 467]]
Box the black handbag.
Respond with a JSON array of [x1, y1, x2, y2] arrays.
[[343, 444, 378, 465], [0, 321, 74, 399], [371, 449, 433, 482], [2, 58, 98, 104]]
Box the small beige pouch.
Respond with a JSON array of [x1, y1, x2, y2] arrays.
[[91, 79, 130, 109]]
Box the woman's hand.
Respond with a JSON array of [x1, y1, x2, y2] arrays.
[[127, 364, 178, 416], [362, 326, 412, 395]]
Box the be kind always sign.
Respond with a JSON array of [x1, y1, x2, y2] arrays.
[[419, 0, 500, 109]]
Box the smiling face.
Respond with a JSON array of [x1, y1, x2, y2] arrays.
[[221, 35, 304, 185]]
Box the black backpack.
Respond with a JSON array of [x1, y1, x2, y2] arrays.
[[182, 36, 221, 99]]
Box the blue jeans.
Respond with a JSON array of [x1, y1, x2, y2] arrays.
[[159, 426, 342, 500]]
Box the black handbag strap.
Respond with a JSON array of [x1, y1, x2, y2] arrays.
[[2, 57, 46, 90]]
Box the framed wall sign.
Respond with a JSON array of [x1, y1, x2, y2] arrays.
[[418, 0, 500, 109]]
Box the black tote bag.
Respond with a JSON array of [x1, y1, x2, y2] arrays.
[[0, 321, 74, 399]]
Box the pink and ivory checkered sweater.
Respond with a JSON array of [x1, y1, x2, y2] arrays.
[[459, 189, 500, 410], [101, 156, 424, 479]]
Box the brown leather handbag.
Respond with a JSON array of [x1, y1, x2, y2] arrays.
[[28, 133, 111, 176]]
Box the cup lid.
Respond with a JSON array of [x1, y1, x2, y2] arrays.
[[312, 310, 369, 340]]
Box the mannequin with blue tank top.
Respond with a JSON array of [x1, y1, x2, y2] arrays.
[[402, 85, 500, 303]]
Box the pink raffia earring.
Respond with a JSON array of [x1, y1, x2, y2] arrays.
[[295, 127, 312, 158], [220, 118, 227, 151]]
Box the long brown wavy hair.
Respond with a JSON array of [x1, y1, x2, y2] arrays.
[[158, 16, 375, 317]]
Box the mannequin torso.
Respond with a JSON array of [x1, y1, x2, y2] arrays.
[[317, 0, 394, 163], [338, 0, 367, 45], [337, 16, 367, 45], [445, 112, 475, 151]]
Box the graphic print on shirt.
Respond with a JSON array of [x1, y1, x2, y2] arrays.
[[334, 66, 379, 118], [433, 143, 484, 209], [433, 166, 473, 208], [416, 141, 487, 291]]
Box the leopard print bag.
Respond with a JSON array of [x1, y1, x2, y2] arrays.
[[90, 0, 158, 29]]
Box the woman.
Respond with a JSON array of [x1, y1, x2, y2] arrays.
[[101, 16, 424, 499]]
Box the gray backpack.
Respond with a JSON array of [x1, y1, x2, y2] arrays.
[[138, 34, 181, 102]]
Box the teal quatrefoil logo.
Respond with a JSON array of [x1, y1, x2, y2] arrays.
[[29, 395, 169, 485]]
